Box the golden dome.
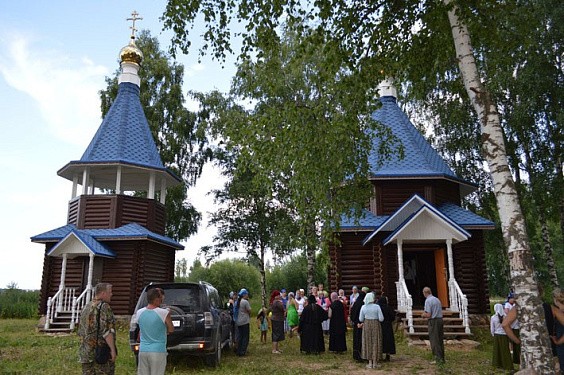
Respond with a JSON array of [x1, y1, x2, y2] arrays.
[[119, 39, 143, 65]]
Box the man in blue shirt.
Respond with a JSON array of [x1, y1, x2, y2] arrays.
[[136, 288, 174, 375], [421, 287, 444, 363]]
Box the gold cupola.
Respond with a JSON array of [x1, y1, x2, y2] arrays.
[[119, 40, 143, 65]]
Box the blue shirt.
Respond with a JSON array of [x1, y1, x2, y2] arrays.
[[424, 295, 443, 319], [136, 307, 169, 353]]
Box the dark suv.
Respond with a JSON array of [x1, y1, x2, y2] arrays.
[[129, 282, 232, 367]]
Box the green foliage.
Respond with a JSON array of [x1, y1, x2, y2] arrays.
[[203, 162, 298, 264], [99, 30, 211, 242], [176, 258, 261, 299], [266, 253, 328, 293], [162, 0, 564, 302], [0, 288, 39, 319]]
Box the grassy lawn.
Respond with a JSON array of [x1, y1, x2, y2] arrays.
[[0, 318, 510, 374]]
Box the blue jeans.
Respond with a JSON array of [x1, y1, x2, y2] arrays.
[[237, 323, 250, 356]]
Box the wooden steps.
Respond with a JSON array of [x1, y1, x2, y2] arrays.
[[38, 311, 74, 334], [398, 309, 471, 340]]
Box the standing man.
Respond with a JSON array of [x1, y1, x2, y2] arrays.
[[135, 288, 174, 375], [78, 282, 117, 375], [421, 287, 444, 363]]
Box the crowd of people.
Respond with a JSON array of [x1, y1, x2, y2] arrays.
[[75, 281, 564, 374], [229, 283, 399, 369]]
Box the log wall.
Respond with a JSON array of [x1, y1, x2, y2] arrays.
[[67, 194, 166, 234]]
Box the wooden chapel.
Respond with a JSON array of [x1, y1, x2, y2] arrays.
[[31, 22, 183, 330]]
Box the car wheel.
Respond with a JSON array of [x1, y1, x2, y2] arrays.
[[205, 330, 221, 367]]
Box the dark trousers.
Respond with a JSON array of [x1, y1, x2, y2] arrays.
[[237, 323, 250, 356], [428, 318, 444, 362]]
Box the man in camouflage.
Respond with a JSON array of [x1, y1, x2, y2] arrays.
[[78, 282, 117, 374]]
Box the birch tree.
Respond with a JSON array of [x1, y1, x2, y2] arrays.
[[445, 3, 553, 370]]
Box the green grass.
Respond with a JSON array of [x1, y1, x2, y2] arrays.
[[0, 318, 511, 374]]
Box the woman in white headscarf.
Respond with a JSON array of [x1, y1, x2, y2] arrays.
[[358, 292, 384, 369], [490, 303, 513, 371]]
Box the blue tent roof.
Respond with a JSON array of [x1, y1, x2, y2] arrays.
[[369, 96, 473, 190], [80, 82, 164, 169], [31, 223, 184, 250]]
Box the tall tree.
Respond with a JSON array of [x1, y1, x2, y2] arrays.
[[99, 30, 212, 241], [202, 156, 298, 307], [191, 26, 394, 291], [162, 0, 559, 370]]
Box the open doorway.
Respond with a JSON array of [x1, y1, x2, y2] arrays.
[[403, 248, 446, 308]]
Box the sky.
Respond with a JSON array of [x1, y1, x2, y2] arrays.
[[0, 1, 236, 289]]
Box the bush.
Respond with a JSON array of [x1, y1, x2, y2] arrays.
[[0, 288, 39, 319]]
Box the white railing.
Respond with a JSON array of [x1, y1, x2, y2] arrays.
[[70, 287, 93, 330], [396, 279, 414, 333], [448, 279, 471, 334], [44, 287, 77, 330]]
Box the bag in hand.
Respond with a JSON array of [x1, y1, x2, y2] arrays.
[[95, 343, 111, 364]]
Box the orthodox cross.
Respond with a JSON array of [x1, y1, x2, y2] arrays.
[[127, 11, 143, 40]]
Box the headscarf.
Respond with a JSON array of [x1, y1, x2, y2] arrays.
[[494, 303, 505, 317], [364, 291, 375, 305], [307, 294, 317, 306], [330, 292, 339, 302], [270, 290, 280, 306], [361, 286, 370, 293]]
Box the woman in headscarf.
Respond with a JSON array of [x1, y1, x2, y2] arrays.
[[359, 292, 384, 369], [491, 303, 513, 371], [350, 290, 366, 362], [269, 290, 285, 354], [328, 291, 347, 353], [298, 294, 328, 354], [286, 292, 299, 337], [377, 296, 396, 361]]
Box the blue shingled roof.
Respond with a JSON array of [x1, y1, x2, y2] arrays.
[[340, 199, 494, 241], [31, 223, 184, 250], [369, 96, 468, 184], [436, 203, 495, 228], [339, 209, 389, 231], [79, 82, 164, 170], [47, 230, 117, 258]]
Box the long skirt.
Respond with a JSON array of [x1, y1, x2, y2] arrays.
[[492, 334, 513, 371], [361, 319, 382, 363]]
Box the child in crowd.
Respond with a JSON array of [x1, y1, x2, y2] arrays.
[[257, 307, 269, 344]]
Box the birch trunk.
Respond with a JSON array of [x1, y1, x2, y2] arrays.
[[445, 2, 554, 372], [259, 243, 267, 308], [305, 221, 317, 294]]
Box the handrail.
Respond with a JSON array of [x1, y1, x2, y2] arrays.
[[70, 287, 92, 330], [44, 288, 64, 330], [448, 279, 471, 334], [44, 287, 77, 330], [395, 279, 414, 333]]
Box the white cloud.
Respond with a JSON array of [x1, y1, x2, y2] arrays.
[[0, 32, 109, 147]]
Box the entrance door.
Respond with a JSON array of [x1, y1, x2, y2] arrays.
[[434, 248, 448, 308], [403, 247, 448, 308]]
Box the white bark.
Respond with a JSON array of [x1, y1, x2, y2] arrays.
[[445, 2, 554, 372]]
